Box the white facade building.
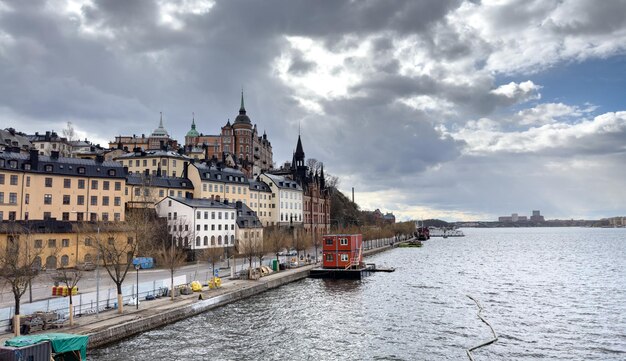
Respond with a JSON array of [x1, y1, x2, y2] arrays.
[[259, 173, 303, 227], [155, 196, 237, 251]]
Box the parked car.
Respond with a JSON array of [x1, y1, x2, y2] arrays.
[[287, 249, 298, 256]]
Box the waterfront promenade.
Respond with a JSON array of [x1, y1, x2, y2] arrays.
[[0, 237, 401, 350]]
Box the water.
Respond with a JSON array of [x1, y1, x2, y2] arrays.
[[90, 228, 626, 360]]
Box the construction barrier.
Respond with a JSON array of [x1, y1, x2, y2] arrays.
[[51, 286, 78, 297]]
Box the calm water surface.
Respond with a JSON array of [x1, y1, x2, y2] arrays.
[[90, 228, 626, 360]]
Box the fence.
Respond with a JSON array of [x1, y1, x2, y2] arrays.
[[362, 235, 407, 250], [0, 275, 186, 332]]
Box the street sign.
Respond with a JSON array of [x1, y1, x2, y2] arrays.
[[214, 269, 220, 277]]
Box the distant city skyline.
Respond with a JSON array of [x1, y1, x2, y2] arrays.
[[1, 1, 625, 221]]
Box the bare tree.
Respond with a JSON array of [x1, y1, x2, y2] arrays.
[[292, 228, 311, 260], [158, 216, 193, 300], [155, 239, 187, 301], [306, 158, 322, 174], [201, 247, 223, 282], [51, 268, 82, 326], [0, 223, 46, 336], [312, 228, 323, 263], [264, 227, 287, 268], [62, 121, 76, 142], [92, 222, 137, 314]]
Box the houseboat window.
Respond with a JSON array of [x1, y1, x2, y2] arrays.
[[325, 254, 333, 262], [340, 238, 348, 246], [341, 254, 349, 261], [325, 239, 333, 245]]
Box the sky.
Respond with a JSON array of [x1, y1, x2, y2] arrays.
[[1, 0, 626, 221]]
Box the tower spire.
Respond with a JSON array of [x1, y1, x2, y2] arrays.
[[239, 89, 246, 113], [159, 112, 163, 127], [192, 112, 196, 128]]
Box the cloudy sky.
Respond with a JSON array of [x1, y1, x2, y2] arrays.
[[2, 0, 626, 221]]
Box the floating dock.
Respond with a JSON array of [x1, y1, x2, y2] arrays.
[[309, 264, 394, 279]]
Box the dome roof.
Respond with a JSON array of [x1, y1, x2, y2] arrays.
[[186, 118, 200, 137], [151, 113, 169, 138], [233, 91, 251, 125]]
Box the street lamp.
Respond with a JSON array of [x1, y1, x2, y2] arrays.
[[134, 263, 140, 310]]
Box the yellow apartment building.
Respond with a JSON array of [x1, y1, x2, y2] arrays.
[[248, 179, 273, 227], [234, 202, 264, 252], [0, 220, 134, 269], [186, 161, 251, 205], [125, 174, 194, 208], [0, 150, 126, 223], [114, 150, 191, 178]]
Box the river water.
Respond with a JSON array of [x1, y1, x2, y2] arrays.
[[89, 228, 626, 360]]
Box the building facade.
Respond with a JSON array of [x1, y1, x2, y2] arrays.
[[259, 173, 303, 227], [114, 150, 191, 178], [248, 179, 273, 227], [28, 131, 71, 157], [109, 115, 179, 151], [0, 149, 126, 223], [186, 161, 250, 205], [125, 174, 194, 209]]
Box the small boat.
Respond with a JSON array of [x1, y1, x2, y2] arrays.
[[399, 240, 422, 248]]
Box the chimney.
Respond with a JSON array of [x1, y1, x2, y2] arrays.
[[123, 166, 129, 174], [50, 150, 60, 159], [144, 169, 149, 176], [223, 199, 228, 205], [185, 192, 193, 199], [95, 154, 104, 163], [236, 201, 242, 209], [29, 149, 39, 168], [182, 161, 189, 179]]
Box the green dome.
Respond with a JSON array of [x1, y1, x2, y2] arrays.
[[186, 119, 200, 137]]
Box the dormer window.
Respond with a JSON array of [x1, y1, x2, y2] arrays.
[[44, 164, 52, 172], [108, 169, 116, 176], [78, 167, 85, 174]]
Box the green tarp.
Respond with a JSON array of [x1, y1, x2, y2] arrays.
[[5, 333, 89, 360]]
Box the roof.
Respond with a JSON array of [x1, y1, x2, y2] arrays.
[[1, 128, 31, 150], [0, 150, 125, 178], [126, 174, 194, 189], [194, 163, 248, 184], [233, 91, 251, 125], [186, 119, 200, 137], [262, 173, 302, 190], [5, 333, 89, 360], [151, 114, 169, 137], [249, 179, 271, 192], [114, 149, 190, 160], [160, 196, 235, 210], [236, 202, 262, 228]]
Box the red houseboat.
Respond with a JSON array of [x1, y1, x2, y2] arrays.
[[322, 234, 363, 269]]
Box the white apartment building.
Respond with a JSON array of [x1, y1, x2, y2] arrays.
[[155, 196, 237, 251], [259, 173, 303, 227]]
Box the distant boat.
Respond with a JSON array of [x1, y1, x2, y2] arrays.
[[429, 227, 465, 237]]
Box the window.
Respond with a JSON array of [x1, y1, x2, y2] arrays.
[[44, 164, 53, 172], [91, 196, 97, 206], [134, 188, 140, 196], [102, 196, 109, 206], [196, 224, 200, 231], [76, 212, 84, 221], [0, 174, 3, 184], [114, 197, 121, 206], [173, 212, 177, 220], [10, 192, 18, 204], [218, 212, 222, 220], [44, 194, 52, 205], [102, 212, 109, 221], [114, 213, 121, 221], [45, 177, 53, 187], [211, 212, 215, 219], [63, 195, 70, 205], [77, 195, 85, 205], [91, 180, 98, 190], [62, 239, 70, 247], [78, 167, 85, 174], [204, 224, 208, 231], [34, 239, 43, 248], [78, 179, 85, 189], [64, 179, 71, 188], [10, 175, 18, 185], [62, 212, 69, 221], [115, 181, 121, 191], [108, 169, 116, 176], [25, 194, 29, 204], [103, 181, 110, 190], [340, 238, 348, 246], [48, 239, 56, 248], [0, 192, 3, 203], [159, 190, 164, 197], [325, 239, 333, 246], [211, 225, 215, 230], [326, 254, 333, 262], [196, 237, 201, 247], [84, 238, 92, 247], [341, 254, 349, 262], [218, 224, 222, 230], [61, 255, 69, 267], [204, 236, 208, 246], [143, 159, 147, 167], [9, 211, 16, 220]]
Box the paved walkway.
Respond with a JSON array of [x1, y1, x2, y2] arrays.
[[0, 264, 318, 347]]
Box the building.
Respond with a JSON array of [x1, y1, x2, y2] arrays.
[[155, 196, 236, 252], [114, 149, 191, 178], [234, 201, 264, 253], [383, 212, 396, 223], [0, 149, 126, 223], [0, 220, 133, 269], [125, 174, 194, 209], [186, 160, 250, 205], [109, 114, 179, 151], [248, 178, 273, 227], [498, 213, 529, 222], [259, 173, 303, 227], [322, 234, 363, 269], [28, 131, 71, 157], [184, 92, 273, 178], [530, 210, 545, 222], [1, 128, 31, 154], [270, 135, 331, 235]]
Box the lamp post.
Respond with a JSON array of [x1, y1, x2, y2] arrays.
[[134, 263, 140, 310]]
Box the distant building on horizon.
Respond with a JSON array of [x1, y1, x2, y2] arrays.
[[530, 210, 545, 222], [498, 210, 543, 223]]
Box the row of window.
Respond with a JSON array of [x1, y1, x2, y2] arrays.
[[202, 183, 249, 194], [39, 194, 122, 207], [195, 210, 236, 220], [280, 201, 302, 210], [125, 158, 178, 168], [0, 173, 122, 190], [192, 234, 235, 247], [281, 192, 302, 200], [192, 223, 235, 232], [325, 238, 349, 246], [325, 254, 350, 262], [280, 213, 303, 222], [0, 192, 18, 205]]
